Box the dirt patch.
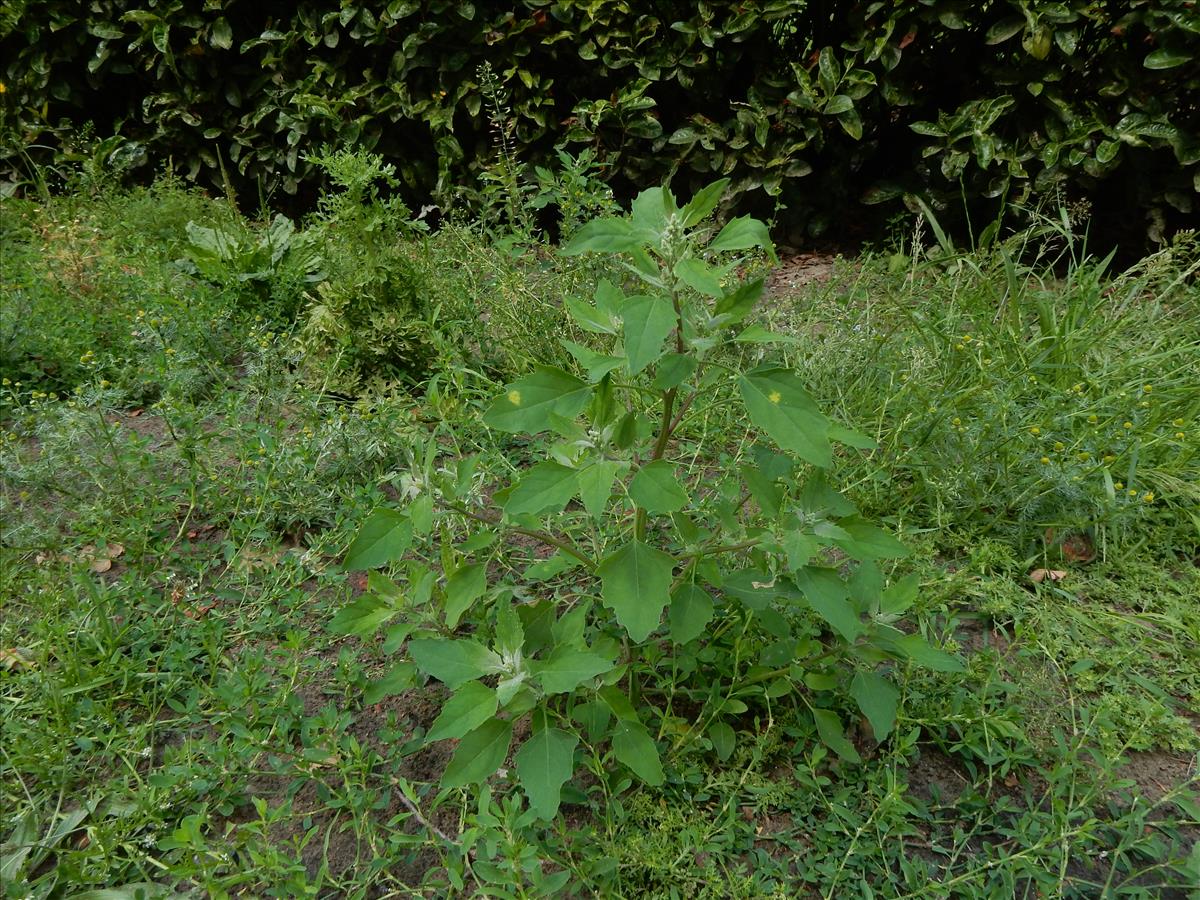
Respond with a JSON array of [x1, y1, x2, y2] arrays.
[[766, 251, 839, 297], [905, 747, 971, 806], [1117, 750, 1199, 805]]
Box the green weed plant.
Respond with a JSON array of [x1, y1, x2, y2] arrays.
[[334, 183, 965, 824]]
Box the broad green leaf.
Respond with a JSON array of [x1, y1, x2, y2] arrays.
[[597, 541, 675, 641], [669, 584, 714, 644], [331, 595, 396, 637], [1144, 48, 1190, 69], [495, 603, 524, 656], [833, 522, 910, 560], [713, 278, 765, 325], [735, 324, 802, 344], [535, 645, 614, 694], [408, 638, 503, 689], [441, 717, 513, 788], [828, 422, 878, 450], [675, 257, 723, 297], [483, 367, 591, 434], [562, 340, 624, 381], [848, 561, 882, 611], [799, 472, 858, 517], [599, 685, 640, 721], [739, 369, 832, 467], [850, 671, 899, 741], [824, 94, 854, 115], [505, 461, 580, 517], [782, 531, 818, 571], [794, 567, 861, 641], [719, 567, 777, 611], [344, 508, 411, 570], [629, 460, 688, 514], [883, 632, 964, 672], [631, 186, 669, 236], [409, 494, 434, 536], [595, 279, 625, 319], [710, 215, 775, 260], [838, 107, 864, 140], [578, 460, 623, 520], [367, 571, 404, 602], [563, 295, 617, 334], [561, 217, 642, 254], [425, 681, 498, 743], [364, 662, 416, 705], [708, 721, 735, 760], [515, 725, 578, 820], [622, 295, 676, 374], [881, 574, 920, 616], [444, 563, 487, 629], [681, 178, 730, 226], [210, 17, 233, 49], [812, 707, 861, 763], [985, 17, 1024, 44], [612, 721, 664, 785], [652, 353, 697, 391], [740, 463, 781, 519], [525, 549, 580, 585]]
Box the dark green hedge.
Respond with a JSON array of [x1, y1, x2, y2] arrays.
[[2, 1, 1197, 237]]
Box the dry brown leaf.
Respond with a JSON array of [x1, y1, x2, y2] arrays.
[[0, 648, 35, 671], [1060, 534, 1095, 563], [89, 557, 112, 573], [1029, 568, 1067, 584]]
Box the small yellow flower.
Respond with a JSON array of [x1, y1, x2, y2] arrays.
[[1040, 456, 1051, 465], [1114, 481, 1124, 490], [962, 334, 973, 343], [507, 390, 521, 406], [1173, 418, 1185, 427], [1072, 383, 1084, 394], [955, 343, 964, 351], [1142, 491, 1154, 503], [952, 417, 962, 426], [1077, 451, 1090, 461], [1028, 374, 1038, 383], [1054, 441, 1065, 452], [768, 390, 782, 404], [1087, 414, 1098, 424], [1103, 454, 1115, 464], [1142, 384, 1152, 393], [1128, 488, 1138, 497], [1177, 432, 1186, 440], [1123, 421, 1133, 430], [0, 82, 6, 95], [1029, 426, 1041, 436]]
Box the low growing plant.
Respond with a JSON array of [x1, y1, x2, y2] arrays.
[[333, 183, 963, 823]]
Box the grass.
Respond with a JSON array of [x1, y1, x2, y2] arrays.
[[1, 180, 1197, 898]]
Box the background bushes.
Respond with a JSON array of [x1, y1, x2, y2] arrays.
[[2, 1, 1197, 243]]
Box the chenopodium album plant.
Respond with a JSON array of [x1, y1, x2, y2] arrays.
[[334, 181, 963, 820]]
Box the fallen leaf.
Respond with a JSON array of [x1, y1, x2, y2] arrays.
[[236, 544, 285, 574], [0, 648, 35, 671], [1029, 568, 1067, 584], [899, 28, 917, 49], [90, 557, 112, 573], [128, 408, 143, 417], [1060, 533, 1095, 563]]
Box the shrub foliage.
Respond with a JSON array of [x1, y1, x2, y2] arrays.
[[2, 1, 1197, 233]]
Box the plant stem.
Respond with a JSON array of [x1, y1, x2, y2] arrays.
[[446, 502, 597, 570]]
